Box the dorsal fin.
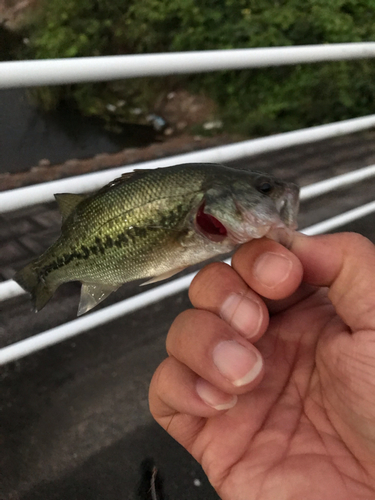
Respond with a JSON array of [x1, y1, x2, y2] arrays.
[[96, 169, 154, 195], [54, 193, 87, 222]]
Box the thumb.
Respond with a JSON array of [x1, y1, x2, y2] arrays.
[[291, 232, 375, 332]]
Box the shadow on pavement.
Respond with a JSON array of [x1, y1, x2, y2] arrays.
[[21, 422, 219, 500]]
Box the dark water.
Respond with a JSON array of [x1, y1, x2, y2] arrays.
[[0, 89, 155, 174]]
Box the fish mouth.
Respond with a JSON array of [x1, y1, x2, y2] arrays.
[[278, 185, 300, 230], [264, 223, 295, 248], [195, 201, 228, 242], [226, 218, 295, 248], [227, 202, 296, 248], [194, 191, 298, 248]]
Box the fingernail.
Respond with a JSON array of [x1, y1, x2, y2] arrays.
[[212, 340, 263, 387], [196, 378, 237, 410], [253, 252, 292, 288], [220, 293, 262, 338]]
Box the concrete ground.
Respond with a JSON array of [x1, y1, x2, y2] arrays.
[[1, 131, 375, 499]]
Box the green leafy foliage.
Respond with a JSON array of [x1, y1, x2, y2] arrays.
[[22, 0, 375, 135], [0, 24, 26, 61]]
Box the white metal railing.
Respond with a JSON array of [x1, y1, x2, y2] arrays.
[[1, 43, 375, 365], [299, 163, 375, 200], [302, 201, 375, 235], [2, 114, 375, 213], [2, 44, 375, 88]]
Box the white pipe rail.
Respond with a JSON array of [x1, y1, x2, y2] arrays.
[[2, 114, 375, 213], [1, 160, 375, 303], [0, 280, 23, 301], [303, 200, 375, 235], [0, 273, 197, 365], [1, 201, 375, 365], [2, 43, 375, 88], [300, 163, 375, 201]]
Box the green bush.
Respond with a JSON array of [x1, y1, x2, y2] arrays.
[[23, 0, 375, 135]]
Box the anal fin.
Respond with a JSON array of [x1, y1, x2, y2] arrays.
[[77, 283, 120, 316], [140, 267, 185, 286]]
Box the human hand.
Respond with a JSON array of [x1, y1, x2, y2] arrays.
[[149, 232, 375, 500]]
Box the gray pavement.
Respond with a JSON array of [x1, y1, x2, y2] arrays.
[[1, 131, 375, 499]]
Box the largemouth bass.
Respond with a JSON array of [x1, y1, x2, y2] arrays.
[[14, 163, 299, 316]]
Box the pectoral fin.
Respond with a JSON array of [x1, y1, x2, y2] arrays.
[[140, 267, 185, 286], [77, 283, 120, 316]]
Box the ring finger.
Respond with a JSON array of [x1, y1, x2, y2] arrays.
[[166, 308, 264, 395]]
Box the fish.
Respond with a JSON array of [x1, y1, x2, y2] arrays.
[[13, 163, 299, 316]]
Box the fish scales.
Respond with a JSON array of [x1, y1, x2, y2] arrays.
[[14, 163, 299, 315], [37, 168, 208, 283]]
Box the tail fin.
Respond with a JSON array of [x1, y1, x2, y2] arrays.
[[14, 261, 56, 312]]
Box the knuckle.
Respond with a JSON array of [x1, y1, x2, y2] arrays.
[[324, 232, 375, 262], [341, 232, 373, 252], [154, 359, 171, 398], [231, 240, 259, 271], [169, 309, 198, 333], [148, 361, 167, 416], [189, 262, 232, 303], [166, 309, 202, 354]]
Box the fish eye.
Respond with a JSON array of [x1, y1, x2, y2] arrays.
[[255, 177, 274, 195]]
